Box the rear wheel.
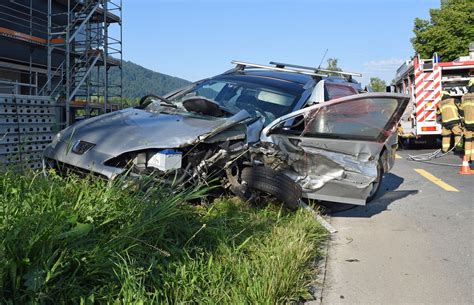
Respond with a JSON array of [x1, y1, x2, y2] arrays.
[[241, 167, 302, 210]]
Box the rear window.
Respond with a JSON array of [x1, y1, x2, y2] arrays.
[[325, 83, 358, 100]]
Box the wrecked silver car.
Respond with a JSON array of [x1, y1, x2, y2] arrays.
[[43, 61, 409, 208]]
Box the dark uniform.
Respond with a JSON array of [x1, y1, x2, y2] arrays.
[[460, 80, 474, 161], [437, 92, 462, 153]]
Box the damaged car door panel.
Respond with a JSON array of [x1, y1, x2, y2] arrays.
[[43, 62, 409, 207], [261, 94, 409, 205]]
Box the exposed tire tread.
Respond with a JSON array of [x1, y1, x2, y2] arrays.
[[241, 167, 302, 209]]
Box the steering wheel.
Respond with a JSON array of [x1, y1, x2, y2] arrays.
[[138, 94, 176, 109]]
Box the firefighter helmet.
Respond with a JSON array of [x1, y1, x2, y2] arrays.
[[469, 78, 474, 87], [441, 90, 450, 98]]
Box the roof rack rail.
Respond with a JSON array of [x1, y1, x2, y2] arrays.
[[231, 60, 327, 77], [269, 61, 362, 77]]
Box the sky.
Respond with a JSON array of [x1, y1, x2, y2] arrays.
[[121, 0, 440, 86]]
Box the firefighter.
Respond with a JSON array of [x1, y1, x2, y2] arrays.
[[437, 91, 462, 153], [460, 79, 474, 162]]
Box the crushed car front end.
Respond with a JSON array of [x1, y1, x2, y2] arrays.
[[43, 107, 259, 183]]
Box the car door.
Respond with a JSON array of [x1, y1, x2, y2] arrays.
[[261, 93, 409, 205]]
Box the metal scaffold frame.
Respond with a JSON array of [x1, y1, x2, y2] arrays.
[[0, 0, 123, 170], [0, 0, 122, 126], [46, 0, 123, 126]]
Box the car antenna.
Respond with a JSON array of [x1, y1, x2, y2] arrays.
[[316, 48, 329, 70]]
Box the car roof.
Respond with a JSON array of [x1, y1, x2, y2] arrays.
[[223, 69, 316, 85], [212, 72, 308, 96]]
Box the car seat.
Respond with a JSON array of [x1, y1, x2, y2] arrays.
[[235, 91, 259, 108]]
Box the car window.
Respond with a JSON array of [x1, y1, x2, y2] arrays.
[[325, 83, 358, 100], [171, 79, 302, 123], [301, 97, 400, 141], [257, 91, 294, 106], [195, 82, 226, 100]]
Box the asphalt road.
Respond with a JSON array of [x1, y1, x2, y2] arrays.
[[319, 149, 473, 305]]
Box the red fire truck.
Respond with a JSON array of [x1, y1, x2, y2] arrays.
[[393, 50, 474, 146]]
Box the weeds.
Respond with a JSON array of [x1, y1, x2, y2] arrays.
[[0, 171, 327, 304]]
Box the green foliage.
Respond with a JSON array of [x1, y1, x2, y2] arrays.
[[369, 77, 387, 92], [0, 171, 327, 304], [411, 0, 474, 61], [325, 58, 342, 75], [110, 96, 140, 108], [106, 60, 191, 99]]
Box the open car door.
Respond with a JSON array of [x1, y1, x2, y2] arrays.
[[261, 93, 410, 205]]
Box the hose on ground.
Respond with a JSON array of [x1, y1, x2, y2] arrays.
[[406, 132, 464, 167]]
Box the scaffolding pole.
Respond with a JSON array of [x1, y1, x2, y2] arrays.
[[103, 0, 108, 113]]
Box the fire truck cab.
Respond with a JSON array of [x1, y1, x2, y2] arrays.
[[393, 46, 474, 146]]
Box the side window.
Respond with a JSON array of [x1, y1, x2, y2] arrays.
[[325, 83, 358, 100], [301, 97, 400, 141]]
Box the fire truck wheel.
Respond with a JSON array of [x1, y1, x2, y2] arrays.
[[399, 137, 414, 149]]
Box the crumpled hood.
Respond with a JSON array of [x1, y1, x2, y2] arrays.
[[57, 108, 252, 156]]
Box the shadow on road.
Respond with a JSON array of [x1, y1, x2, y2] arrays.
[[318, 173, 418, 218]]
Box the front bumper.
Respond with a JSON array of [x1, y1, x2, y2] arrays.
[[43, 140, 124, 179]]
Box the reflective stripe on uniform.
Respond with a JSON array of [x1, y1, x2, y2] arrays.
[[441, 104, 457, 110], [443, 118, 460, 123], [441, 104, 458, 111]]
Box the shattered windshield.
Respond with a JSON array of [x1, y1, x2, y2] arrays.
[[164, 78, 302, 123]]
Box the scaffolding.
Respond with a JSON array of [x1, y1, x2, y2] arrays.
[[0, 0, 123, 126], [0, 0, 122, 170]]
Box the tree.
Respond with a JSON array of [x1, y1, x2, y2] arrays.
[[369, 77, 387, 92], [325, 58, 342, 72], [411, 0, 474, 61], [324, 58, 343, 76]]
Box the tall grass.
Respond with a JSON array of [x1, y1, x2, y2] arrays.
[[0, 171, 327, 304]]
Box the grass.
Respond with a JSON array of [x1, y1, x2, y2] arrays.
[[0, 171, 328, 304]]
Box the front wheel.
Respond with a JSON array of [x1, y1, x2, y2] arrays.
[[241, 167, 302, 210], [366, 159, 384, 203]]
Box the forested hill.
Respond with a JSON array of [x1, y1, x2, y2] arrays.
[[109, 60, 191, 99]]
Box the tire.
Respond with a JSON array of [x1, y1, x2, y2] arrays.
[[366, 159, 383, 203], [241, 167, 302, 210]]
